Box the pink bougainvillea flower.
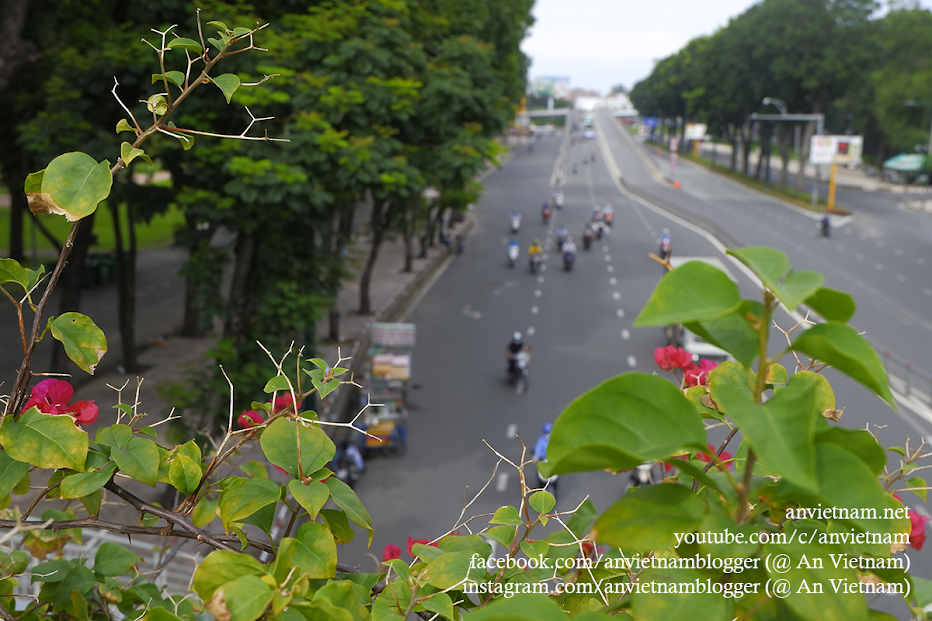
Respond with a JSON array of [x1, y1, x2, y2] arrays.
[[237, 410, 264, 430], [653, 346, 692, 371], [893, 494, 930, 550], [382, 544, 402, 562], [407, 536, 437, 560], [684, 359, 718, 387], [270, 395, 297, 414], [21, 378, 98, 426], [697, 444, 733, 470]]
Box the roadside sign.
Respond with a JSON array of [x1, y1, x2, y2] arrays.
[[643, 117, 658, 129], [684, 123, 707, 140], [809, 135, 862, 165], [371, 322, 416, 348]]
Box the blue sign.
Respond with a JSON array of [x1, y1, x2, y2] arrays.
[[643, 117, 659, 129]]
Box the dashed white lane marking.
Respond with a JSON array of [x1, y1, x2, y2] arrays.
[[919, 258, 926, 266], [609, 277, 617, 285], [627, 355, 637, 368], [896, 274, 907, 282], [531, 306, 539, 314], [496, 473, 508, 492], [875, 263, 884, 271], [543, 253, 549, 261], [506, 424, 517, 439], [541, 264, 547, 272], [794, 224, 801, 231], [527, 326, 535, 336], [856, 254, 864, 261], [617, 308, 625, 318], [535, 289, 542, 297], [896, 248, 904, 256], [621, 329, 630, 340], [602, 245, 609, 252], [604, 255, 612, 262], [837, 245, 844, 251], [860, 235, 868, 241], [877, 241, 885, 248], [607, 265, 614, 273], [612, 291, 621, 300], [924, 288, 932, 296], [538, 276, 545, 283]]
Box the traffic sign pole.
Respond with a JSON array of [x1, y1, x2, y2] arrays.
[[828, 163, 837, 210]]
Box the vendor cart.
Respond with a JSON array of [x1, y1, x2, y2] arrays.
[[360, 323, 415, 456]]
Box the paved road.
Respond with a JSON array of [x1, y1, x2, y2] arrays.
[[340, 121, 929, 618]]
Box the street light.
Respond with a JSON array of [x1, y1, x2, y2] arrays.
[[904, 99, 932, 180], [763, 97, 788, 117]]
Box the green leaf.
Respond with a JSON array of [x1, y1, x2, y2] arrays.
[[766, 363, 788, 385], [790, 322, 894, 408], [907, 477, 927, 502], [213, 74, 241, 104], [93, 542, 141, 577], [145, 94, 168, 115], [192, 497, 218, 527], [260, 417, 334, 479], [166, 37, 202, 52], [593, 484, 704, 551], [213, 574, 274, 621], [219, 478, 281, 530], [483, 525, 516, 547], [787, 369, 835, 413], [520, 539, 549, 560], [463, 593, 567, 621], [423, 551, 474, 590], [288, 479, 329, 519], [0, 451, 29, 498], [805, 287, 856, 322], [96, 424, 132, 451], [120, 142, 151, 167], [323, 477, 373, 545], [70, 588, 88, 620], [192, 550, 265, 601], [817, 427, 885, 476], [0, 408, 87, 471], [291, 522, 337, 579], [490, 505, 523, 526], [633, 260, 741, 326], [421, 592, 454, 621], [728, 246, 825, 310], [685, 301, 759, 365], [0, 258, 29, 292], [632, 568, 728, 621], [81, 489, 101, 516], [543, 373, 705, 476], [48, 313, 107, 374], [320, 508, 355, 544], [139, 607, 185, 621], [13, 470, 29, 495], [174, 439, 201, 464], [529, 491, 555, 515], [207, 20, 230, 32], [309, 358, 328, 371], [263, 376, 291, 393], [111, 436, 160, 486], [169, 453, 202, 494], [159, 71, 185, 89], [115, 118, 136, 134], [60, 462, 116, 499], [312, 377, 340, 399], [713, 366, 820, 492], [26, 152, 112, 221]]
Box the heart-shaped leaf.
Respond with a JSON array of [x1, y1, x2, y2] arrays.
[[259, 418, 335, 478], [634, 261, 741, 326], [166, 37, 202, 53], [48, 313, 107, 374], [25, 153, 112, 221], [112, 437, 160, 487], [120, 142, 151, 167], [0, 408, 88, 471], [805, 286, 856, 322], [212, 74, 241, 104]]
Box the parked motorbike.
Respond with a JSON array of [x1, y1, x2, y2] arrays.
[[331, 438, 365, 488], [507, 242, 520, 267], [530, 253, 542, 274], [509, 350, 530, 394]]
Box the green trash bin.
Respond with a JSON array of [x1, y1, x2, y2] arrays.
[[96, 253, 116, 285]]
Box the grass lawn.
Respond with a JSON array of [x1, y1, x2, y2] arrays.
[[0, 202, 185, 255]]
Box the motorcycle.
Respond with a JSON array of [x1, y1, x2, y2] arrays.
[[819, 217, 830, 238], [563, 250, 576, 272], [659, 238, 672, 260], [542, 206, 552, 224], [331, 438, 365, 488], [529, 253, 542, 274], [582, 229, 593, 250], [594, 222, 604, 241], [509, 350, 530, 394], [604, 211, 613, 227], [536, 469, 559, 499], [507, 242, 520, 267], [555, 228, 569, 248], [509, 215, 521, 234], [590, 151, 596, 162], [628, 462, 658, 489], [553, 192, 564, 209]]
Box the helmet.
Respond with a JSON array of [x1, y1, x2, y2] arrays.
[[533, 238, 540, 245], [542, 422, 553, 434], [513, 332, 522, 343]]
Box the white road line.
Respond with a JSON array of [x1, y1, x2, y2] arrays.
[[877, 241, 885, 248], [919, 258, 927, 266], [896, 274, 907, 282], [856, 254, 864, 261], [531, 306, 539, 314], [896, 249, 904, 256], [617, 308, 625, 318], [496, 473, 508, 492], [612, 291, 621, 300], [527, 326, 536, 336], [607, 265, 614, 273], [535, 289, 542, 297], [627, 355, 637, 368], [925, 288, 932, 296], [875, 263, 884, 271], [621, 329, 630, 340], [604, 255, 612, 262], [609, 277, 617, 285], [541, 264, 547, 272], [506, 424, 517, 439], [538, 276, 545, 283], [602, 245, 610, 252], [837, 245, 844, 251]]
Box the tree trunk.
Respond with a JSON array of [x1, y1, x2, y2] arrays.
[[181, 213, 201, 337], [777, 124, 790, 188], [740, 123, 752, 175], [50, 212, 96, 373], [110, 201, 138, 371], [795, 99, 823, 192], [401, 199, 414, 273], [0, 0, 37, 98], [3, 154, 27, 261], [730, 132, 738, 171], [418, 200, 439, 258], [359, 200, 394, 315], [754, 123, 767, 180], [223, 231, 257, 347]]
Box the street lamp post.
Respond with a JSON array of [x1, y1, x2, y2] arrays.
[[904, 100, 932, 183], [761, 98, 788, 190]]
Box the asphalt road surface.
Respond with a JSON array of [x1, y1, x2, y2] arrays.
[[342, 118, 930, 618]]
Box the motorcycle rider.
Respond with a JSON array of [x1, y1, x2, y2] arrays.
[[541, 201, 552, 223], [562, 237, 577, 271], [533, 423, 557, 497], [552, 189, 564, 208], [555, 225, 569, 247], [659, 229, 673, 260], [510, 210, 522, 233], [820, 214, 830, 238], [603, 203, 614, 226], [582, 225, 594, 250], [506, 332, 530, 375], [507, 238, 520, 266]]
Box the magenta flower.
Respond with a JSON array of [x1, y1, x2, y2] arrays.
[[21, 378, 98, 426]]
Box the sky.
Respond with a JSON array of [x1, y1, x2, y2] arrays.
[[521, 0, 932, 96]]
